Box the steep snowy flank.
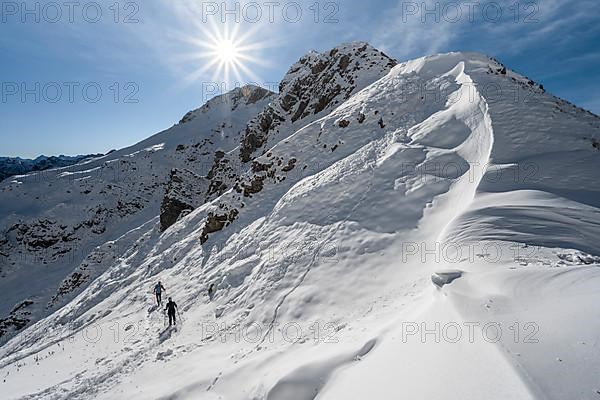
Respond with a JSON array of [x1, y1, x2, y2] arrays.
[[206, 42, 397, 200], [0, 85, 274, 342], [1, 45, 600, 400]]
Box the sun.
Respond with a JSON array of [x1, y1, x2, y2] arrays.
[[181, 23, 269, 88], [216, 39, 240, 64]]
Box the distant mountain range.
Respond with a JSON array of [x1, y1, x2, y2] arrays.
[[0, 154, 105, 181]]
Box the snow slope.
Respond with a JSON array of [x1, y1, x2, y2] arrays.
[[0, 85, 274, 341], [1, 44, 600, 400]]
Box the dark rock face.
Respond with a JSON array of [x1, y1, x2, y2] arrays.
[[52, 272, 87, 302], [206, 151, 235, 199], [240, 109, 285, 163], [240, 174, 266, 197], [160, 168, 209, 231], [199, 207, 239, 244], [160, 196, 195, 232], [0, 300, 34, 338], [1, 219, 76, 264], [179, 111, 195, 124], [281, 158, 297, 172]]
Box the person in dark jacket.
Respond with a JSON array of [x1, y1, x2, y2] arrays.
[[153, 281, 166, 306], [165, 297, 178, 326]]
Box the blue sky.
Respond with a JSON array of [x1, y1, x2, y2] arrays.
[[1, 0, 599, 158]]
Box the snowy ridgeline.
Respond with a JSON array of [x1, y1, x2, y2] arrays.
[[1, 42, 600, 400]]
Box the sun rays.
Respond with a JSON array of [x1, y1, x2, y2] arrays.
[[179, 20, 269, 89]]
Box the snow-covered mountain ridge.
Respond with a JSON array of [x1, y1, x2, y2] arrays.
[[1, 42, 600, 400]]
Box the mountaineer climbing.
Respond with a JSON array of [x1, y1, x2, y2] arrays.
[[164, 297, 178, 326], [208, 283, 216, 300], [153, 281, 166, 306]]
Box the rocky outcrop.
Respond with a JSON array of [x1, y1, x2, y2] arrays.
[[199, 206, 239, 244], [206, 150, 237, 199], [0, 300, 34, 338], [160, 168, 209, 231]]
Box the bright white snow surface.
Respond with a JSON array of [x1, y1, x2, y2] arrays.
[[2, 48, 600, 400]]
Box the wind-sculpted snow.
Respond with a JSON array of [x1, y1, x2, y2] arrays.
[[1, 46, 600, 400]]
